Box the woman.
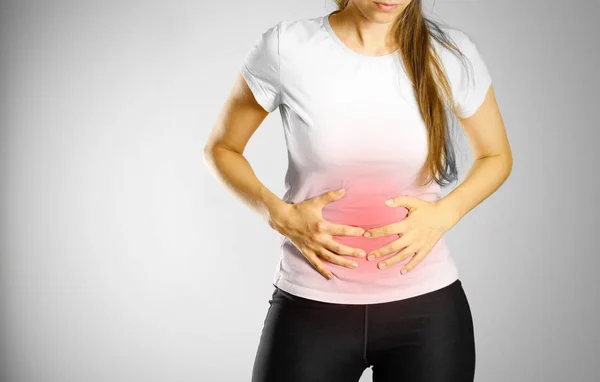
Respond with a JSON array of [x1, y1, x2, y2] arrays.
[[204, 0, 511, 381]]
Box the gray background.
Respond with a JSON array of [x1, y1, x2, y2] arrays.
[[1, 0, 598, 381]]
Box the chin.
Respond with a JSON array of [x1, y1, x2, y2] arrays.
[[370, 1, 405, 19]]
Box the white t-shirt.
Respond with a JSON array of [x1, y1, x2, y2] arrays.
[[240, 11, 492, 304]]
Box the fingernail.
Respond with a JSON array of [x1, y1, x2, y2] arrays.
[[367, 255, 375, 261], [378, 262, 387, 269], [400, 268, 408, 274], [349, 262, 358, 269], [363, 231, 371, 237], [385, 199, 394, 206], [326, 273, 333, 279], [357, 250, 366, 257]]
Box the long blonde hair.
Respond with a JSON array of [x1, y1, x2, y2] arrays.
[[333, 0, 470, 188]]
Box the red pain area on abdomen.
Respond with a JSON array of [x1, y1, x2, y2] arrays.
[[321, 186, 409, 255], [316, 175, 438, 279]]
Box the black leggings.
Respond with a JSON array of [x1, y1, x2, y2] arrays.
[[252, 279, 475, 382]]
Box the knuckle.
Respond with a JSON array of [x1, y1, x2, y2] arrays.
[[302, 251, 314, 263], [314, 220, 325, 233], [307, 230, 319, 242], [308, 221, 319, 232], [324, 252, 340, 264], [316, 248, 329, 260], [324, 251, 337, 263], [329, 243, 339, 253]]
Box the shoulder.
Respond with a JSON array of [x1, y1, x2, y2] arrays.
[[431, 24, 478, 60], [277, 14, 327, 46], [431, 24, 493, 117], [247, 14, 329, 70], [249, 14, 325, 55], [431, 24, 488, 80]]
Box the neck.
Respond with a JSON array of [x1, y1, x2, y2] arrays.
[[329, 5, 400, 56]]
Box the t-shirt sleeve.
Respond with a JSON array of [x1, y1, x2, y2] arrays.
[[240, 22, 281, 113], [450, 31, 493, 118]]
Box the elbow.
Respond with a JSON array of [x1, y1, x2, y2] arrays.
[[203, 140, 243, 169], [203, 143, 216, 167], [502, 151, 513, 181]]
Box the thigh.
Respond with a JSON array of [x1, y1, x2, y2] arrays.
[[251, 286, 368, 382], [369, 279, 476, 382]]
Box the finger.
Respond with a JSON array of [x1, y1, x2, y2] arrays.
[[305, 189, 338, 207], [400, 249, 428, 274], [314, 188, 346, 207], [316, 246, 360, 270], [310, 220, 364, 241], [303, 248, 334, 280], [386, 244, 419, 266], [384, 195, 422, 209], [366, 234, 411, 260], [377, 245, 419, 270], [363, 220, 406, 238], [324, 221, 365, 236], [320, 237, 366, 258]]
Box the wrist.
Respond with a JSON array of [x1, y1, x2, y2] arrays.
[[435, 197, 463, 230], [259, 186, 291, 226]]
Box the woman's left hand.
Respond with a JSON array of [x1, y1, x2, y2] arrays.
[[362, 195, 459, 274]]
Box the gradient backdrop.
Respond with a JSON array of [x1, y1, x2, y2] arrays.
[[1, 0, 598, 381]]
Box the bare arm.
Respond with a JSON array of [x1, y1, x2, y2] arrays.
[[203, 72, 285, 224], [203, 72, 366, 279], [438, 85, 513, 224]]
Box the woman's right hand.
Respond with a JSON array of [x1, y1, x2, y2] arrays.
[[267, 188, 367, 280]]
